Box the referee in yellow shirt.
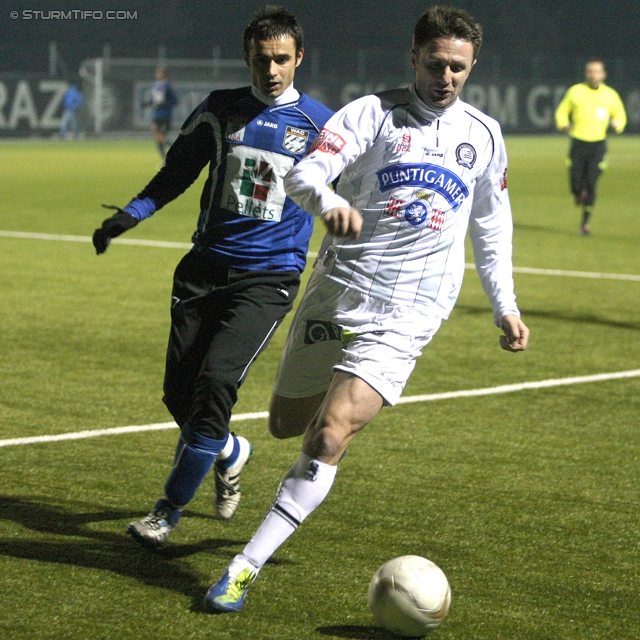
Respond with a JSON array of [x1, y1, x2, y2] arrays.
[[555, 59, 627, 235]]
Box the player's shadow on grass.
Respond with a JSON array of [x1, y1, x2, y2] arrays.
[[456, 304, 640, 331], [317, 625, 399, 639], [0, 494, 249, 610]]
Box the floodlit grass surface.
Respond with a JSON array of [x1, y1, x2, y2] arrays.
[[1, 137, 639, 639]]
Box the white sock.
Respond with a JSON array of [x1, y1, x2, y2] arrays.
[[240, 452, 338, 569], [215, 432, 235, 461]]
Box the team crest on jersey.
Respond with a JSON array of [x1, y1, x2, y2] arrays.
[[402, 201, 431, 228], [398, 200, 447, 232], [283, 126, 309, 154], [455, 143, 476, 169], [225, 116, 246, 142]]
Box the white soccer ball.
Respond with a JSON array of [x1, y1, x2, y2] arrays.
[[368, 555, 451, 637]]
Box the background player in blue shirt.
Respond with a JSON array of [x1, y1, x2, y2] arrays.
[[92, 6, 333, 549], [59, 84, 83, 138], [145, 66, 178, 162]]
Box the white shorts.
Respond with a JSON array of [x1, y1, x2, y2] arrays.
[[273, 271, 442, 405]]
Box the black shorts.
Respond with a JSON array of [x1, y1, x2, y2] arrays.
[[162, 250, 300, 441], [568, 138, 607, 206]]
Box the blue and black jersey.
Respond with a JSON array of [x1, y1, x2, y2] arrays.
[[126, 87, 333, 273], [151, 80, 178, 120]]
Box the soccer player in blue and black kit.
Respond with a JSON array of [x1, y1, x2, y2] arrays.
[[147, 66, 178, 163], [92, 6, 333, 548]]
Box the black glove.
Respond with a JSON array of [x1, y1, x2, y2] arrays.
[[92, 204, 139, 254]]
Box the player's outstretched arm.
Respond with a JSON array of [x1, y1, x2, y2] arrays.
[[499, 314, 529, 352], [322, 207, 363, 240], [92, 204, 139, 254]]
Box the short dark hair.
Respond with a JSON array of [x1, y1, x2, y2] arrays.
[[413, 6, 483, 59], [243, 5, 304, 56]]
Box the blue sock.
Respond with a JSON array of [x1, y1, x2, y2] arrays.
[[164, 432, 226, 507], [153, 497, 182, 526], [216, 434, 241, 471]]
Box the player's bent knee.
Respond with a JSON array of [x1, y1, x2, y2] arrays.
[[162, 393, 191, 428], [303, 423, 349, 463], [268, 392, 325, 440], [268, 418, 306, 440]]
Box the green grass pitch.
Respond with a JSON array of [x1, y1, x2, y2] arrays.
[[0, 136, 639, 639]]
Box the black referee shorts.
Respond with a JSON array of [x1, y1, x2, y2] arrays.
[[569, 138, 607, 206], [162, 250, 300, 442]]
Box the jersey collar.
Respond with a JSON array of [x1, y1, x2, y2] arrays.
[[251, 84, 300, 107], [409, 82, 462, 122]]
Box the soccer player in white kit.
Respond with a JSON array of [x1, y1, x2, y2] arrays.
[[205, 6, 530, 613]]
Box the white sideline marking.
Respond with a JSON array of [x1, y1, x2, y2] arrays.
[[467, 263, 640, 283], [396, 369, 640, 405], [2, 370, 639, 448], [1, 231, 638, 281], [0, 411, 269, 448], [0, 230, 192, 250]]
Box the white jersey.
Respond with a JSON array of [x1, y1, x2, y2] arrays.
[[284, 84, 520, 324]]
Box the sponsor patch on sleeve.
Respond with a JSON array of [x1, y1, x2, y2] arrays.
[[225, 115, 247, 142], [396, 133, 411, 153], [500, 167, 508, 191], [308, 129, 347, 155]]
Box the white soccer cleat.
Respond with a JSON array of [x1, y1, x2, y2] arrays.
[[126, 498, 181, 548], [213, 435, 252, 520]]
